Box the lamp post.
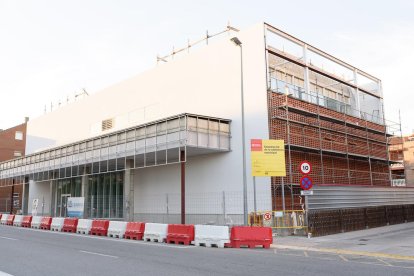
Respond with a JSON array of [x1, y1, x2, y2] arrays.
[[231, 37, 248, 225]]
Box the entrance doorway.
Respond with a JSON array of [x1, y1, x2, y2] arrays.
[[59, 194, 71, 217]]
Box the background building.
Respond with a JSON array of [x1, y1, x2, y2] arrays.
[[0, 23, 413, 235], [389, 135, 414, 186], [0, 118, 28, 213]]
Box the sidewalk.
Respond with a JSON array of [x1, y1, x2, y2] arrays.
[[272, 222, 414, 260]]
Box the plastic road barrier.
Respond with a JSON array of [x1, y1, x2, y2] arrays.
[[194, 225, 230, 248], [51, 217, 65, 231], [1, 214, 9, 225], [107, 221, 127, 238], [77, 219, 92, 234], [124, 222, 146, 240], [90, 220, 110, 236], [143, 223, 168, 243], [13, 215, 23, 227], [31, 216, 43, 229], [62, 218, 78, 233], [6, 214, 15, 226], [230, 226, 273, 249], [21, 216, 33, 228], [40, 217, 52, 230], [166, 224, 195, 245]]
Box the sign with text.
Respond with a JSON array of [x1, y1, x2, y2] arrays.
[[32, 199, 39, 216], [67, 197, 84, 218], [251, 139, 286, 176], [300, 190, 314, 196]]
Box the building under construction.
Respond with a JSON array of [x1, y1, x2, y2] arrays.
[[0, 22, 413, 236]]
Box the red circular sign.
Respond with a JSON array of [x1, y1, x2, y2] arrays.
[[263, 212, 272, 221], [300, 175, 313, 190], [299, 161, 312, 174]]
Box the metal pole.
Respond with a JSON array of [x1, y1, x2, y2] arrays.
[[10, 179, 15, 214], [230, 37, 248, 225], [253, 176, 257, 214], [42, 195, 45, 216], [281, 177, 286, 212], [239, 45, 248, 226], [180, 150, 186, 224]]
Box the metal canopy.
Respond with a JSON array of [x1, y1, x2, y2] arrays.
[[0, 113, 231, 186]]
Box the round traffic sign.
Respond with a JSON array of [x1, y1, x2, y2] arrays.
[[300, 175, 313, 190], [299, 161, 312, 174], [263, 212, 272, 221]]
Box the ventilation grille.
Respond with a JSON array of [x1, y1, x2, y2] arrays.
[[101, 118, 114, 131]]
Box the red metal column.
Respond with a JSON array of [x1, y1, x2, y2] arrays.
[[180, 150, 186, 224]]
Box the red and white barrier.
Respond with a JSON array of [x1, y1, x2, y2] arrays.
[[62, 218, 78, 233], [1, 214, 9, 225], [124, 222, 145, 240], [230, 226, 272, 249], [31, 216, 42, 229], [90, 220, 109, 236], [13, 215, 23, 227], [107, 221, 127, 239], [194, 225, 230, 248], [166, 224, 195, 245], [40, 217, 52, 230], [77, 219, 92, 234], [21, 216, 32, 228], [51, 217, 65, 231], [6, 214, 15, 226], [143, 223, 168, 243]]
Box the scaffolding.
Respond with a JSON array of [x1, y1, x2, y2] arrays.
[[264, 33, 402, 210]]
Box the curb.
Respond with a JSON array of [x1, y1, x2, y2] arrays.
[[271, 244, 414, 261]]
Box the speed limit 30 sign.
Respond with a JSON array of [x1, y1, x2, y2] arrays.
[[299, 161, 311, 174]]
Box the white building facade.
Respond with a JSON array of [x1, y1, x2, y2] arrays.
[[2, 23, 412, 231]]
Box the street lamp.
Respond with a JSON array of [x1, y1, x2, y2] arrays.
[[231, 37, 248, 225]]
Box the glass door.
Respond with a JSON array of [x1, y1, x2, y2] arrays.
[[60, 194, 71, 217]]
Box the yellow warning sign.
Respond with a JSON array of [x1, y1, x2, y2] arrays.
[[251, 139, 286, 176]]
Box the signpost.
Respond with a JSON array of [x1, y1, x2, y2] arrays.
[[299, 160, 313, 231], [251, 139, 286, 213], [263, 212, 272, 227]]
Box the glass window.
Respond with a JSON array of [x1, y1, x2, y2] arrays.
[[15, 131, 23, 140]]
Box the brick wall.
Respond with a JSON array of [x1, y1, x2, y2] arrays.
[[268, 91, 391, 199], [0, 123, 27, 162]]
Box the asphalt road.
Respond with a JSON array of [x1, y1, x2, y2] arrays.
[[0, 225, 413, 276]]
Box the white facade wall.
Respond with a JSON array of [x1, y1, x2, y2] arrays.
[[26, 23, 272, 215]]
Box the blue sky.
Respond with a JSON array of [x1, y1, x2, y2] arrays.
[[1, 0, 413, 133]]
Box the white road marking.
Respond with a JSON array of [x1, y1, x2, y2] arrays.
[[0, 236, 18, 241], [0, 271, 14, 276], [4, 225, 192, 249], [79, 250, 118, 259], [339, 255, 348, 262], [377, 258, 393, 266]]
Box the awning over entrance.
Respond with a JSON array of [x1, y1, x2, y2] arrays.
[[0, 113, 231, 186]]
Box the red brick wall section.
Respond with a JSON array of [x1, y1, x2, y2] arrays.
[[268, 92, 391, 190], [0, 123, 27, 162]]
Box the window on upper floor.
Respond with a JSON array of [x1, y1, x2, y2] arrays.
[[15, 131, 23, 140]]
